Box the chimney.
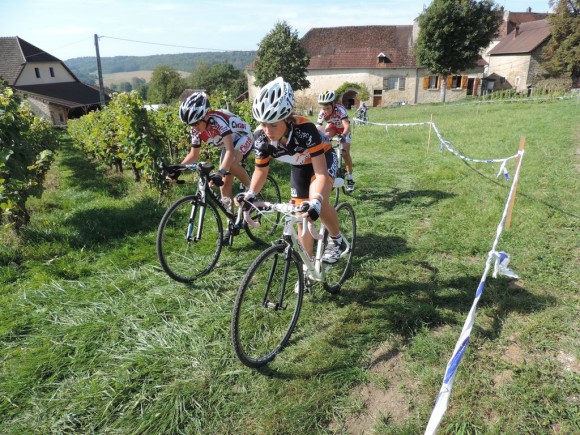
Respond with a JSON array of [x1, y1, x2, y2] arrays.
[[527, 7, 532, 12], [514, 24, 520, 38]]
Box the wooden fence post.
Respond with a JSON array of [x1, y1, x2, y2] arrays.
[[505, 136, 526, 229]]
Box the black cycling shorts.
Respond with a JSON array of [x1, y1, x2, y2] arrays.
[[290, 149, 338, 200]]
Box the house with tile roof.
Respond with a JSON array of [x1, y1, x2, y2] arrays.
[[246, 24, 485, 109], [486, 19, 551, 93], [0, 36, 109, 126]]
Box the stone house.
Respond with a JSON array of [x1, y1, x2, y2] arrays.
[[0, 36, 109, 126], [246, 24, 485, 109], [485, 19, 551, 94]]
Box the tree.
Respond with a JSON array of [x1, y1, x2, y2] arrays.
[[253, 21, 310, 91], [543, 0, 580, 85], [188, 61, 247, 99], [147, 65, 185, 104], [415, 0, 500, 101]]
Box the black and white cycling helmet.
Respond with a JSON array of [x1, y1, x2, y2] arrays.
[[252, 77, 295, 123], [179, 92, 210, 125], [317, 90, 336, 105]]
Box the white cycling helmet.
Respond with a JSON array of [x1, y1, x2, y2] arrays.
[[317, 90, 336, 105], [179, 92, 210, 125], [252, 77, 295, 123]]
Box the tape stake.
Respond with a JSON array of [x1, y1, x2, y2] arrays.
[[505, 136, 526, 229]]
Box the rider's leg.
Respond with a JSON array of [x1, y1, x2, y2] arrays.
[[219, 149, 251, 204]]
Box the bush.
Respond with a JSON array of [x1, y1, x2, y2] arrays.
[[0, 86, 59, 229]]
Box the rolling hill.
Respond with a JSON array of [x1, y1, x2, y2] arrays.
[[66, 51, 256, 84]]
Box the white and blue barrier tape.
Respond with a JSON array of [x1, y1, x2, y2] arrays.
[[355, 119, 524, 433]]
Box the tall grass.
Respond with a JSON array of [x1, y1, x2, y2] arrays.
[[1, 98, 578, 433]]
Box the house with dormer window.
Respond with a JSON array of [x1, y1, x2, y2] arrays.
[[246, 24, 485, 108], [0, 36, 109, 126]]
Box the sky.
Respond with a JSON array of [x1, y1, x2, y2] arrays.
[[1, 0, 554, 61]]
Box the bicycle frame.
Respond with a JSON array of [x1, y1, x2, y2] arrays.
[[246, 202, 329, 283], [180, 162, 246, 232]]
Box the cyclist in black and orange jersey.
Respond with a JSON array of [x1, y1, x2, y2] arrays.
[[236, 77, 348, 264], [173, 92, 253, 211], [316, 91, 355, 192]]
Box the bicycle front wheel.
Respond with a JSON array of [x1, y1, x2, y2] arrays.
[[156, 195, 223, 283], [323, 202, 356, 293], [231, 244, 303, 368], [245, 174, 282, 245]]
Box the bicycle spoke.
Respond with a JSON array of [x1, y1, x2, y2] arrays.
[[323, 202, 356, 293], [157, 196, 223, 283], [232, 244, 303, 368], [245, 175, 282, 245]]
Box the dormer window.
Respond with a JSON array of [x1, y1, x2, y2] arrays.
[[377, 52, 391, 64]]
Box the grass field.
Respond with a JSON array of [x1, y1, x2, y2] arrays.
[[1, 97, 579, 433]]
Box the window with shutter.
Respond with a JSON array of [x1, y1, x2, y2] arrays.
[[450, 75, 462, 89], [428, 76, 439, 89]]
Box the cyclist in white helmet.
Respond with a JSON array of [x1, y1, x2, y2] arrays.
[[236, 77, 348, 264], [316, 90, 355, 192], [173, 92, 253, 212]]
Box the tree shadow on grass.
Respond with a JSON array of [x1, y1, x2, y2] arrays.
[[62, 197, 165, 248], [57, 145, 131, 199], [357, 187, 456, 211], [259, 271, 555, 379]]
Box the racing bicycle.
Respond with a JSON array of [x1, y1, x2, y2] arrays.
[[331, 137, 354, 206], [156, 161, 281, 283], [231, 200, 356, 368]]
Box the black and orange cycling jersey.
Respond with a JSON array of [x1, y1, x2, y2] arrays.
[[316, 103, 350, 135], [253, 116, 332, 168], [190, 109, 253, 154]]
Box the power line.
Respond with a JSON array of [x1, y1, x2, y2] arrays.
[[99, 35, 248, 53]]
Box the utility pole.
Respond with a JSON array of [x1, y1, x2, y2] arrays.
[[94, 34, 106, 106]]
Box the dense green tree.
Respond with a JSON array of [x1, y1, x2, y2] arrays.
[[147, 65, 185, 104], [253, 21, 310, 91], [415, 0, 500, 101], [543, 0, 580, 85], [188, 61, 247, 99]]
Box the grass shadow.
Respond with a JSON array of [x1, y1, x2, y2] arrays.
[[258, 273, 555, 379], [61, 197, 164, 247], [57, 142, 132, 198], [358, 187, 456, 211]]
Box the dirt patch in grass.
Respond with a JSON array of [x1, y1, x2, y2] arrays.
[[337, 342, 419, 433]]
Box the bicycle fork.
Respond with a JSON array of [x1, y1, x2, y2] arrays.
[[263, 245, 294, 311], [186, 198, 207, 242]]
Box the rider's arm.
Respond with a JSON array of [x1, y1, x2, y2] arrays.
[[180, 145, 201, 165], [217, 133, 235, 177], [340, 118, 351, 138], [248, 164, 269, 196]]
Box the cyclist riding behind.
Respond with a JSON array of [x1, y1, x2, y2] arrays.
[[316, 91, 355, 192], [356, 101, 368, 123], [171, 92, 253, 212], [236, 77, 348, 264]]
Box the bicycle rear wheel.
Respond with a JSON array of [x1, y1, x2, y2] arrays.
[[245, 174, 282, 245], [156, 195, 223, 283], [231, 243, 303, 368], [323, 202, 356, 293]]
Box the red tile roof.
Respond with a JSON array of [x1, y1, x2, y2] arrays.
[[498, 11, 550, 38], [301, 25, 416, 69], [489, 19, 551, 55]]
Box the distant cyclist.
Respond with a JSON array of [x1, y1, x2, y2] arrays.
[[356, 101, 368, 123], [173, 92, 253, 212], [237, 77, 348, 264], [316, 91, 355, 192]]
